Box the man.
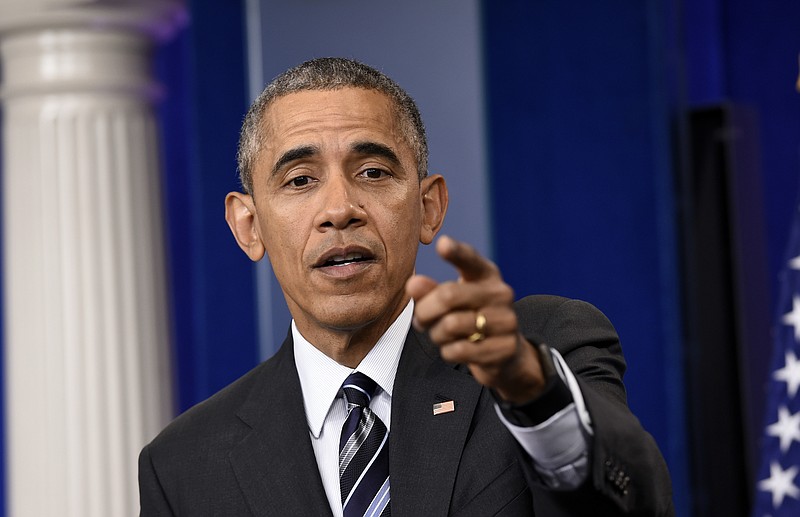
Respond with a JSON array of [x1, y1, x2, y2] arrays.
[[139, 58, 673, 516]]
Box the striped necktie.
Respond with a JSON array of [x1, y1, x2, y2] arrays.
[[339, 372, 390, 517]]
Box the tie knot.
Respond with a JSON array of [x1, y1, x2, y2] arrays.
[[342, 372, 378, 408]]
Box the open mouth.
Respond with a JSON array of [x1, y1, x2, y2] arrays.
[[321, 253, 372, 267], [314, 247, 376, 269]]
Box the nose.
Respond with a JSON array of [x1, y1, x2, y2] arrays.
[[314, 173, 367, 230]]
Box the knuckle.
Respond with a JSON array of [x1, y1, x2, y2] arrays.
[[427, 325, 443, 344], [504, 310, 518, 332], [439, 282, 460, 306], [485, 282, 513, 304], [440, 343, 462, 362], [412, 309, 433, 328], [441, 315, 462, 335], [497, 283, 514, 303]]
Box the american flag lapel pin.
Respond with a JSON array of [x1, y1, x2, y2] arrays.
[[433, 400, 455, 415]]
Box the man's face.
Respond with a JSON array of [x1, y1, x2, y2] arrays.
[[230, 88, 446, 342]]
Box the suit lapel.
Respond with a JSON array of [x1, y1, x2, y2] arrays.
[[390, 330, 483, 516], [229, 336, 333, 517]]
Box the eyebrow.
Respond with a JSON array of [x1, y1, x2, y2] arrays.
[[351, 141, 401, 166], [270, 141, 401, 177], [271, 145, 319, 176]]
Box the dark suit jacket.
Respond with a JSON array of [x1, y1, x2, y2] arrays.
[[139, 295, 674, 516]]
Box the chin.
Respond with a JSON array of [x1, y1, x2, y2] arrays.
[[316, 297, 396, 332]]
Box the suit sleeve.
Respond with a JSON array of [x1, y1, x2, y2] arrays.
[[514, 296, 675, 516], [139, 444, 176, 517]]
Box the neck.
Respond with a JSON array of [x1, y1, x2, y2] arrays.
[[315, 332, 380, 368]]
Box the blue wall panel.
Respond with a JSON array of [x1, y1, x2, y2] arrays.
[[482, 1, 689, 514], [722, 0, 800, 316], [159, 1, 259, 412]]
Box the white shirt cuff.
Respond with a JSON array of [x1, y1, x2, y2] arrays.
[[494, 349, 593, 489]]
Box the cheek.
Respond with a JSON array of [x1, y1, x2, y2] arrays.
[[260, 214, 304, 270], [382, 199, 423, 265]]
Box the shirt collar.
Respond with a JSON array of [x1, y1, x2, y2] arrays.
[[293, 299, 413, 438]]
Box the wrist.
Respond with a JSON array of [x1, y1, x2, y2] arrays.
[[494, 343, 573, 427], [494, 340, 556, 403]]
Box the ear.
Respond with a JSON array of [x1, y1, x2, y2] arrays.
[[225, 192, 266, 261], [419, 174, 448, 245]]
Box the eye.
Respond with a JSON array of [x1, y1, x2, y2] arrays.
[[288, 175, 312, 187], [361, 168, 389, 179]]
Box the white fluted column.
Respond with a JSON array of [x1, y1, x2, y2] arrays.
[[0, 2, 185, 515]]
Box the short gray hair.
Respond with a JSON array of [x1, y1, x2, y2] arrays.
[[237, 57, 428, 194]]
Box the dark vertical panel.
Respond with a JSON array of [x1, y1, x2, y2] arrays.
[[481, 1, 689, 514], [683, 105, 770, 516], [157, 1, 258, 412]]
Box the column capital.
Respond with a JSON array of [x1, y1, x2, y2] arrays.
[[0, 0, 187, 101], [0, 0, 187, 42]]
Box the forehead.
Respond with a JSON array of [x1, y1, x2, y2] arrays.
[[261, 88, 405, 150]]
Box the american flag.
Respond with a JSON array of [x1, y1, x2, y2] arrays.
[[753, 205, 800, 516]]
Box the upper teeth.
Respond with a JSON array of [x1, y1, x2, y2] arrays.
[[331, 253, 363, 264]]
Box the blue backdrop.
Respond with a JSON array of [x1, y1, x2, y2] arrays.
[[482, 1, 688, 512], [19, 1, 787, 516]]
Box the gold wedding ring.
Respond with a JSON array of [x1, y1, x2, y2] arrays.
[[467, 312, 487, 343]]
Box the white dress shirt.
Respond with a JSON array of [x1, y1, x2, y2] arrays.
[[293, 299, 590, 516]]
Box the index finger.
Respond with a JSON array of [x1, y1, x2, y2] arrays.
[[436, 235, 499, 282]]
